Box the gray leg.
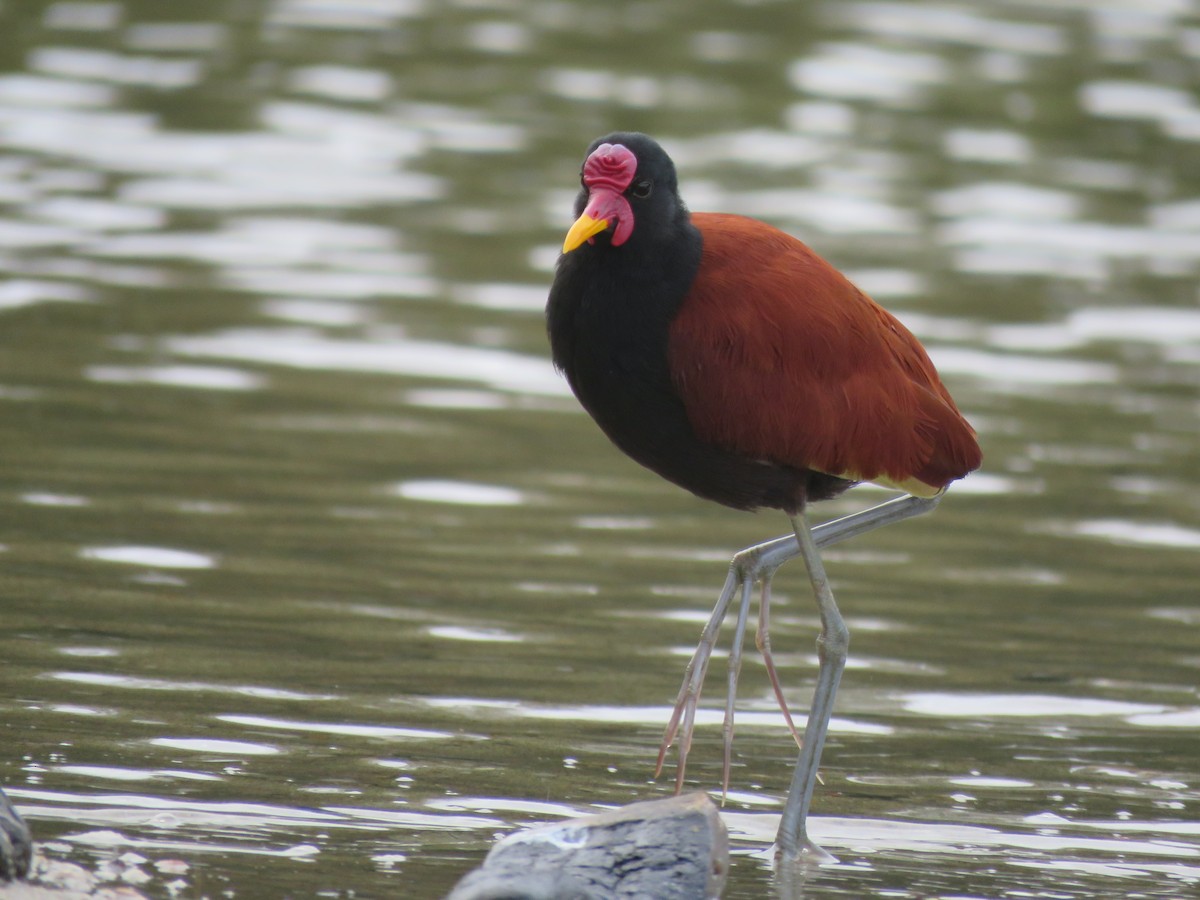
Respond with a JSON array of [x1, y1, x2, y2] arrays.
[[657, 494, 940, 793], [766, 494, 941, 565], [775, 512, 846, 862]]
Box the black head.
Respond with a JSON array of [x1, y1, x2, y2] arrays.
[[561, 132, 690, 255]]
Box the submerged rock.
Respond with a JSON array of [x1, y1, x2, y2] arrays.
[[0, 785, 32, 881]]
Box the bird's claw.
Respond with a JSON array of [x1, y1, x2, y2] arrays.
[[657, 557, 803, 798]]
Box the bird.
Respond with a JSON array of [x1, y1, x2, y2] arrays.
[[545, 132, 982, 862]]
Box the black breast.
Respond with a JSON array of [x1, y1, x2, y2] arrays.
[[546, 231, 840, 514]]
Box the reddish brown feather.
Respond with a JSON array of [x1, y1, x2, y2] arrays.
[[668, 213, 981, 494]]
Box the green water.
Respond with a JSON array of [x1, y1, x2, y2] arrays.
[[0, 0, 1197, 896]]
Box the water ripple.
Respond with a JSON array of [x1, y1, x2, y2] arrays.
[[394, 480, 526, 506], [217, 714, 455, 741], [901, 692, 1166, 718], [80, 545, 216, 569], [162, 327, 570, 396], [50, 671, 339, 701]]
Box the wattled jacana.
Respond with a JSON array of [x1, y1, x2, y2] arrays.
[[546, 133, 981, 861]]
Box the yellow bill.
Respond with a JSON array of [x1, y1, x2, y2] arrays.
[[562, 213, 610, 253]]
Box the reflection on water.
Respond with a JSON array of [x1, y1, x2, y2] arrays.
[[0, 0, 1197, 897]]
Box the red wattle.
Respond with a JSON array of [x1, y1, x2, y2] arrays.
[[582, 188, 634, 246]]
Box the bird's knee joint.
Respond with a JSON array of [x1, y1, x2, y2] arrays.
[[817, 622, 849, 660], [730, 547, 769, 581]]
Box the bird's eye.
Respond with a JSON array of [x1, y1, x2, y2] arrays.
[[630, 179, 652, 199]]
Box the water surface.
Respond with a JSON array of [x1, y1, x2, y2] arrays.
[[1, 0, 1198, 897]]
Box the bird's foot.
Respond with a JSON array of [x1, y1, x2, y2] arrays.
[[756, 576, 804, 752], [658, 544, 804, 798], [655, 570, 737, 791], [773, 835, 839, 871]]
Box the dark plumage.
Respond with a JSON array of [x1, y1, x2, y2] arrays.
[[547, 132, 979, 514]]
